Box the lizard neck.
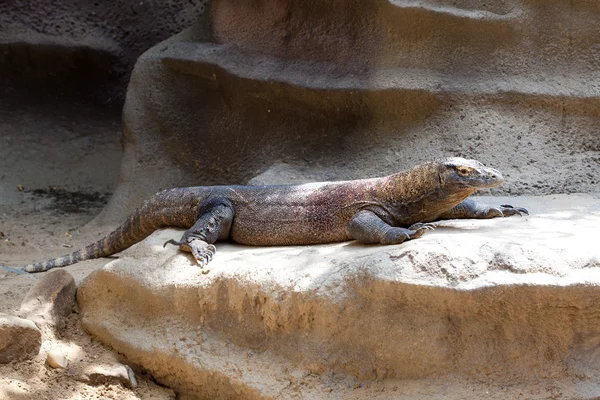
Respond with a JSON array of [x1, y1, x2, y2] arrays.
[[380, 161, 441, 201], [378, 161, 475, 224]]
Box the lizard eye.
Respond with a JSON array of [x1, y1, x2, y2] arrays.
[[456, 166, 473, 176]]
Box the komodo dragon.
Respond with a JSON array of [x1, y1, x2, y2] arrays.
[[3, 157, 528, 274]]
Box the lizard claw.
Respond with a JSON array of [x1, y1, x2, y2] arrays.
[[187, 238, 216, 269], [408, 222, 435, 233], [382, 224, 432, 244], [499, 204, 529, 216], [164, 236, 217, 269]]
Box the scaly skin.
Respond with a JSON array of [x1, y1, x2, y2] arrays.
[[1, 157, 528, 273]]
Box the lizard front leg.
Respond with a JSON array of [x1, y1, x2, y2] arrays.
[[164, 200, 234, 268], [438, 198, 528, 220], [348, 210, 434, 245]]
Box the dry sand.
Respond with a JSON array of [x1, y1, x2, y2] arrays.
[[0, 101, 174, 399]]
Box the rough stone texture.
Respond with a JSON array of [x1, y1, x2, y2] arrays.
[[78, 194, 600, 399], [78, 363, 138, 388], [0, 0, 209, 104], [97, 0, 600, 224], [0, 313, 42, 364], [18, 269, 77, 332]]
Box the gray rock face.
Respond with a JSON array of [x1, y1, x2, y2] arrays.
[[0, 0, 209, 103], [98, 0, 600, 224], [0, 313, 41, 364], [78, 194, 600, 398]]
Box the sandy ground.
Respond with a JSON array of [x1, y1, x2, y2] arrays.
[[0, 100, 175, 399]]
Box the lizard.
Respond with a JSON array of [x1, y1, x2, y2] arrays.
[[2, 157, 528, 274]]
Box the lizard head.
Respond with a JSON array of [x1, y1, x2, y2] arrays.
[[438, 157, 504, 190]]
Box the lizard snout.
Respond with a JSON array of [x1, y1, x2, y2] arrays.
[[484, 168, 504, 186]]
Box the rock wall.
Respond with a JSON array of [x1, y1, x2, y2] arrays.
[[0, 0, 208, 105], [1, 0, 598, 223], [99, 0, 600, 224]]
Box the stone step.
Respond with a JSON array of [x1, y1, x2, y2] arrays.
[[210, 0, 598, 81], [160, 41, 600, 102], [78, 194, 600, 399], [388, 0, 519, 19]]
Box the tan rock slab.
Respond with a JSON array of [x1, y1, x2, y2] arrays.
[[78, 194, 600, 399]]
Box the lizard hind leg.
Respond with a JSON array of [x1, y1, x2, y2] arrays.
[[164, 200, 234, 269]]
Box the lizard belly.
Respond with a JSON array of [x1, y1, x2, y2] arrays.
[[229, 206, 353, 246]]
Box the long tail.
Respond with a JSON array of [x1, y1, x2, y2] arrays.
[[22, 226, 142, 273], [11, 189, 196, 273]]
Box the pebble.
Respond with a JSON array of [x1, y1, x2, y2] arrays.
[[47, 347, 69, 369]]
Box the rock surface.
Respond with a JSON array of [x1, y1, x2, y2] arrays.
[[99, 0, 600, 224], [19, 269, 77, 332], [47, 347, 69, 369], [0, 313, 42, 364], [78, 194, 600, 398], [0, 0, 209, 104], [78, 363, 138, 389]]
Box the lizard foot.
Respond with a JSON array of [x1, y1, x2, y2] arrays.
[[408, 222, 435, 234], [381, 223, 434, 244], [499, 204, 529, 216], [164, 238, 216, 268]]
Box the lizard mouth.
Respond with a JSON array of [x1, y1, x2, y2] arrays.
[[479, 168, 505, 188]]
